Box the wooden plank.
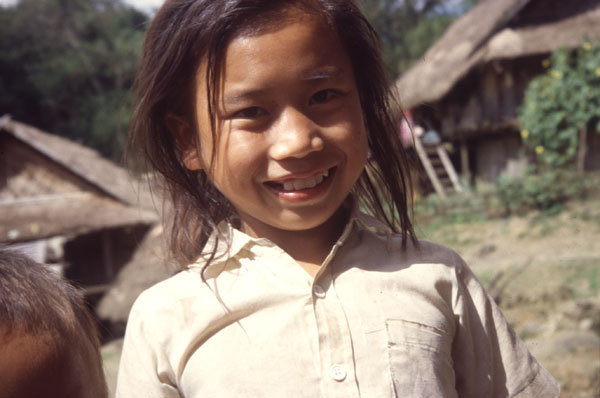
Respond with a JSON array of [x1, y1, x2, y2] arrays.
[[414, 137, 446, 197], [437, 146, 463, 193]]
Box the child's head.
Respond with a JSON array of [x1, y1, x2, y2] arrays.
[[130, 0, 415, 265], [0, 250, 107, 398]]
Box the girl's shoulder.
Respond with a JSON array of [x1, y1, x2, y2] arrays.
[[353, 212, 468, 270], [354, 212, 468, 270], [409, 238, 467, 267], [350, 218, 475, 285], [413, 239, 476, 281], [127, 268, 213, 321]]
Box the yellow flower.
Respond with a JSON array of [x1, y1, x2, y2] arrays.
[[520, 129, 529, 139], [596, 67, 600, 77], [541, 59, 550, 68], [535, 146, 544, 155], [583, 42, 591, 51], [550, 70, 563, 79]]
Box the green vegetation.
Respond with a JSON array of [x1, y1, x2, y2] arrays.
[[415, 171, 599, 225], [565, 260, 599, 298], [0, 0, 148, 160], [496, 168, 592, 215], [490, 41, 600, 216], [518, 41, 600, 169], [358, 0, 481, 78]]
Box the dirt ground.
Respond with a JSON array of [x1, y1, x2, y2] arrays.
[[416, 195, 600, 398], [102, 196, 600, 397]]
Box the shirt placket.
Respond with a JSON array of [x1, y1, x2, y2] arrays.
[[312, 265, 360, 397]]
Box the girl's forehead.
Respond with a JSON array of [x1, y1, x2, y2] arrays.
[[223, 14, 347, 80], [195, 7, 338, 76], [229, 5, 330, 44]]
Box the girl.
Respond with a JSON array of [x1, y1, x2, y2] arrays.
[[117, 1, 559, 397]]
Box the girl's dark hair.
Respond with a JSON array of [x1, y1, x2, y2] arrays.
[[129, 0, 416, 268]]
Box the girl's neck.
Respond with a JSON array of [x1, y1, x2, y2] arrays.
[[240, 207, 349, 272]]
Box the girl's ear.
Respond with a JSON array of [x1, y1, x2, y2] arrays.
[[182, 147, 204, 171], [166, 113, 204, 171]]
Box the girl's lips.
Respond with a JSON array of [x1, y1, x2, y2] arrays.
[[264, 167, 336, 202]]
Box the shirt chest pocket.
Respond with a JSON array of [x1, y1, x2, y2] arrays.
[[385, 319, 457, 398]]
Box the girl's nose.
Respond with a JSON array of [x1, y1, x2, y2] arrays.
[[268, 108, 324, 160]]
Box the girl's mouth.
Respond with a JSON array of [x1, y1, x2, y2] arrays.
[[264, 167, 335, 201]]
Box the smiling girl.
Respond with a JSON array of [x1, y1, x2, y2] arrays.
[[116, 1, 559, 397]]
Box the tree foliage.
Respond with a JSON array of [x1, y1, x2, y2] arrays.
[[0, 0, 147, 160], [357, 0, 480, 79], [494, 41, 600, 215], [518, 41, 600, 168]]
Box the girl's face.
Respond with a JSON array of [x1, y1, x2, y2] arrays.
[[184, 10, 368, 243]]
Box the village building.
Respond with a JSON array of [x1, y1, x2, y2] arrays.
[[0, 115, 170, 336], [396, 0, 600, 187]]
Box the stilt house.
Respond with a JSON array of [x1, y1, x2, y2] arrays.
[[396, 0, 600, 183]]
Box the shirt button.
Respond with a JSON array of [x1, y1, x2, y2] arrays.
[[329, 364, 347, 382], [312, 284, 326, 298]]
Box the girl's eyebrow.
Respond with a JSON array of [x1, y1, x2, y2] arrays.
[[222, 66, 343, 105], [300, 66, 342, 81], [223, 89, 268, 105]]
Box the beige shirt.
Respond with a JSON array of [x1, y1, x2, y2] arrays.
[[116, 211, 559, 398]]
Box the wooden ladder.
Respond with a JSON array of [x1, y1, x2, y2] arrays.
[[414, 136, 463, 197]]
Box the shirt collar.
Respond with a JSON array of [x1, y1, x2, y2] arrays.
[[189, 196, 392, 271], [188, 222, 257, 271]]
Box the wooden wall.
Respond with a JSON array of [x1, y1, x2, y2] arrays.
[[433, 56, 545, 141], [0, 135, 106, 201], [410, 55, 549, 182]]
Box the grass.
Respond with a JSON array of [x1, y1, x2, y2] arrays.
[[564, 260, 600, 298]]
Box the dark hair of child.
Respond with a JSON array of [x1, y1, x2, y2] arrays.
[[0, 250, 108, 398], [128, 0, 417, 268]]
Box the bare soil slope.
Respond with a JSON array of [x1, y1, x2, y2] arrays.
[[417, 196, 600, 398]]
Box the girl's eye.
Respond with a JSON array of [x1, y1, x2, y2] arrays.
[[310, 89, 340, 105], [232, 107, 267, 119]]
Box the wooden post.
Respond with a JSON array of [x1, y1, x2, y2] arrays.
[[102, 230, 113, 281], [460, 139, 469, 180], [577, 125, 587, 173]]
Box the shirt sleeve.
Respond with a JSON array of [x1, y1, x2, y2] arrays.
[[451, 260, 560, 398], [115, 291, 181, 398]]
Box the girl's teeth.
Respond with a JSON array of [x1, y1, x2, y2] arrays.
[[281, 170, 328, 191]]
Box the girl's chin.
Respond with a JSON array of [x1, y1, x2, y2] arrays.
[[240, 207, 344, 238]]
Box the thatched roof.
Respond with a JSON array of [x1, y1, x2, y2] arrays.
[[0, 116, 159, 243], [0, 192, 157, 242], [0, 115, 154, 210], [396, 0, 600, 109]]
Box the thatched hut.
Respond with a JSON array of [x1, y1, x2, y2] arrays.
[[0, 116, 160, 304], [396, 0, 600, 182]]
